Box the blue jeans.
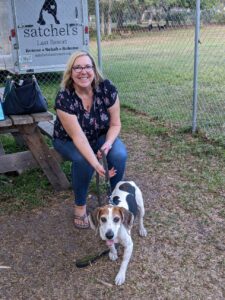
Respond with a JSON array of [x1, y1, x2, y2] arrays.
[[53, 136, 127, 206]]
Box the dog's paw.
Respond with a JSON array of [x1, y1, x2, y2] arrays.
[[115, 272, 126, 285], [109, 251, 118, 261], [139, 226, 147, 237]]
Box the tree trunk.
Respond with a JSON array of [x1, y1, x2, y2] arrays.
[[107, 0, 112, 36], [101, 6, 105, 35], [116, 10, 123, 29]]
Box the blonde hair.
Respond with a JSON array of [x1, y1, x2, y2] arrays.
[[60, 51, 104, 90]]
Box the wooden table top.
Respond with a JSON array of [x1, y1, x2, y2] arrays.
[[0, 111, 53, 128]]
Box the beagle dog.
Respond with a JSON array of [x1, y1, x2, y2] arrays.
[[88, 181, 147, 285]]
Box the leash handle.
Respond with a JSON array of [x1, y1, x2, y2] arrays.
[[100, 149, 110, 181], [100, 149, 112, 197], [96, 171, 102, 207], [96, 149, 112, 206]]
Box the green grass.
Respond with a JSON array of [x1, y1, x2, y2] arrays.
[[0, 109, 224, 215], [1, 26, 224, 140], [0, 170, 52, 212], [93, 26, 225, 138], [122, 108, 225, 193]]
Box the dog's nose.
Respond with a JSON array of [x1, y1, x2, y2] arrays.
[[105, 230, 114, 240]]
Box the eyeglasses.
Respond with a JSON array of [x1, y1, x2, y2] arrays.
[[72, 65, 94, 73]]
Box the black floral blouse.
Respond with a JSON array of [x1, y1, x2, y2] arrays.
[[53, 79, 118, 146]]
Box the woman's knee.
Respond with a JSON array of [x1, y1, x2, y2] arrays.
[[109, 144, 127, 164], [117, 148, 127, 162]]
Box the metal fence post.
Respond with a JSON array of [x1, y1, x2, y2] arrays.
[[192, 0, 201, 133], [95, 0, 103, 72]]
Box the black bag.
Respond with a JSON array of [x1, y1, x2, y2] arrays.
[[2, 75, 48, 115]]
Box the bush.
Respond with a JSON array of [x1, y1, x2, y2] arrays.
[[123, 24, 143, 31], [214, 12, 225, 24]]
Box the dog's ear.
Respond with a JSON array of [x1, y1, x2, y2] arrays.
[[119, 207, 134, 231], [88, 207, 101, 230]]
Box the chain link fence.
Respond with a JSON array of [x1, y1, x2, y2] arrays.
[[0, 1, 224, 143], [89, 1, 225, 143]]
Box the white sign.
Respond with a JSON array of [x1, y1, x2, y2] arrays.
[[13, 0, 89, 72]]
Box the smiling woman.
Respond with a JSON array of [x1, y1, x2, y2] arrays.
[[71, 56, 95, 91], [52, 51, 127, 229]]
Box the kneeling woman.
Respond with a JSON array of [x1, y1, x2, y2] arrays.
[[53, 51, 127, 229]]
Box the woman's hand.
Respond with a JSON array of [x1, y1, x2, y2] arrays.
[[97, 141, 112, 159], [95, 163, 116, 178], [94, 162, 106, 177], [108, 167, 116, 178]]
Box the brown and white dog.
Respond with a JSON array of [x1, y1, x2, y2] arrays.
[[88, 181, 147, 285]]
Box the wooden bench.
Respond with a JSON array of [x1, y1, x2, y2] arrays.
[[0, 111, 70, 190], [38, 113, 55, 139], [37, 114, 66, 165]]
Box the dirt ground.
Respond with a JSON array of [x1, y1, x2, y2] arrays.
[[0, 131, 224, 300]]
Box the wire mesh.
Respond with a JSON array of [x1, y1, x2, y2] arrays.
[[0, 1, 224, 143]]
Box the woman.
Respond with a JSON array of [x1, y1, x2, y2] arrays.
[[53, 51, 127, 229]]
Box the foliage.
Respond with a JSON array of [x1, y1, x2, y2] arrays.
[[213, 10, 225, 23], [151, 0, 220, 9], [88, 0, 221, 35]]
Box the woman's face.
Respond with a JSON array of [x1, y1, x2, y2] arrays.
[[71, 55, 95, 90]]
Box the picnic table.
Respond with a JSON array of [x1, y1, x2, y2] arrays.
[[0, 111, 70, 191]]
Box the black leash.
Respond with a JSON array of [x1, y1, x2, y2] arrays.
[[75, 150, 113, 269], [75, 249, 110, 268], [96, 149, 112, 206], [75, 244, 119, 268]]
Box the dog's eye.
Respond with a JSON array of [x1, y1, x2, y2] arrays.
[[101, 217, 107, 223], [113, 217, 120, 223]]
